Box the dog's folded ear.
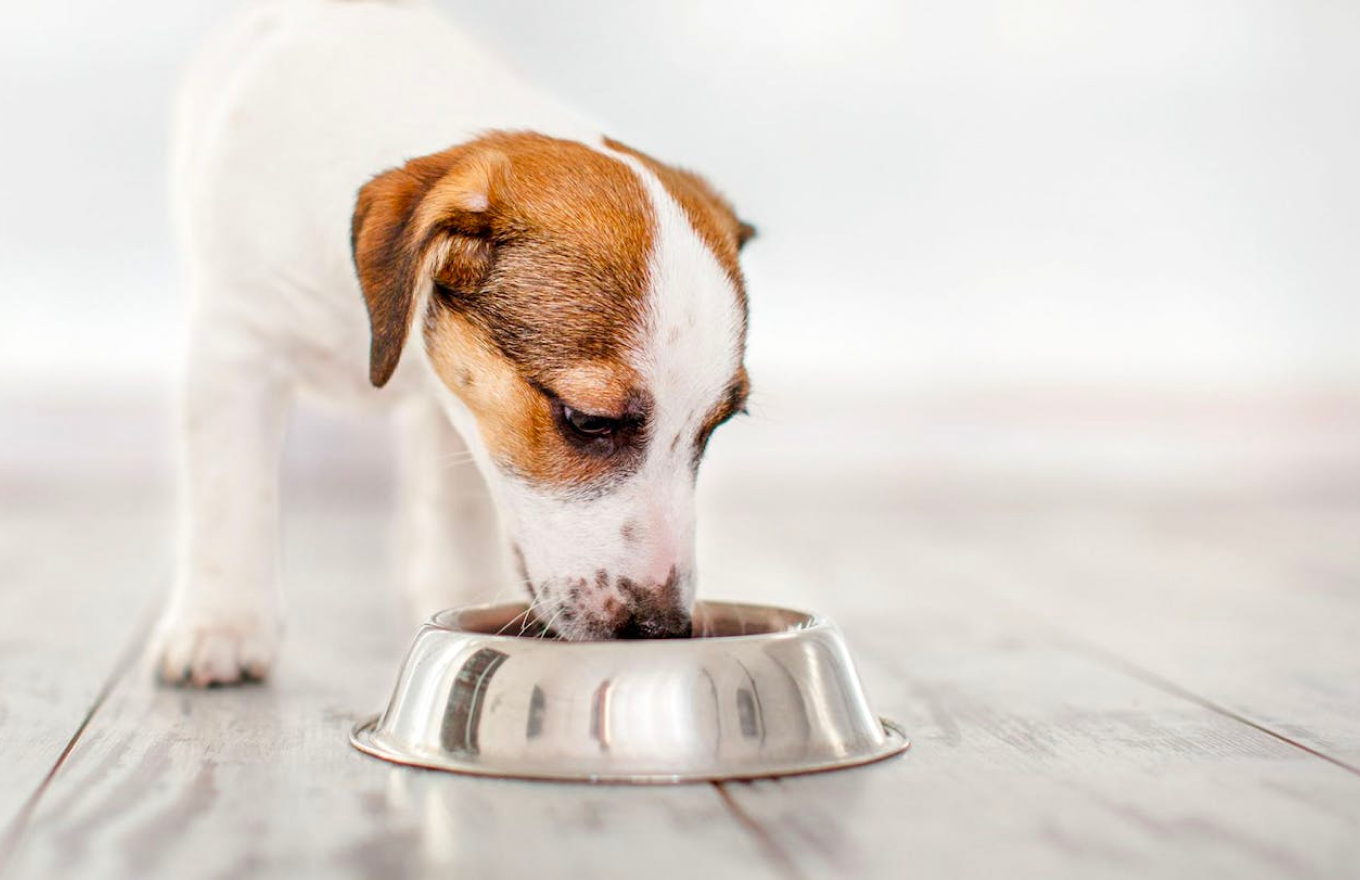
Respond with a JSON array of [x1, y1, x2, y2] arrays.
[[736, 221, 757, 249], [351, 147, 508, 387]]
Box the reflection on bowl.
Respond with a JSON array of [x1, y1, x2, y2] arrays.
[[351, 600, 907, 783]]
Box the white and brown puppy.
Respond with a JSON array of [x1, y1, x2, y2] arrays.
[[153, 0, 754, 685]]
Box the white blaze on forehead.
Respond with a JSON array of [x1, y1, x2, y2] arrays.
[[604, 151, 746, 468]]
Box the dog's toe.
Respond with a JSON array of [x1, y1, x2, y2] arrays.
[[152, 616, 278, 687]]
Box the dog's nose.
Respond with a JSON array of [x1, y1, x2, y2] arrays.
[[612, 609, 692, 640]]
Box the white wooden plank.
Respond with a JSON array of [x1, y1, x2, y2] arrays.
[[726, 611, 1360, 880], [908, 502, 1360, 763], [0, 508, 166, 851], [8, 408, 1360, 880], [702, 508, 1360, 879], [5, 510, 786, 880]]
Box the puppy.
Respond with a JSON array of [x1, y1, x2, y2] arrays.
[[153, 0, 754, 685]]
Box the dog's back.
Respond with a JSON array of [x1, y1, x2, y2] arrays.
[[172, 0, 596, 401]]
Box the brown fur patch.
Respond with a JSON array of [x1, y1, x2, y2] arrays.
[[602, 136, 752, 310], [353, 132, 655, 388], [423, 311, 628, 488], [351, 130, 750, 490], [353, 132, 659, 487], [547, 362, 643, 417]]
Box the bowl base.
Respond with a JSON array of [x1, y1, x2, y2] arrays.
[[349, 716, 909, 784]]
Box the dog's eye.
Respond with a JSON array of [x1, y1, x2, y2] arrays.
[[561, 405, 619, 438]]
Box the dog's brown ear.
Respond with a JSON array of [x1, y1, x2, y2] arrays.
[[736, 221, 757, 249], [351, 148, 507, 387]]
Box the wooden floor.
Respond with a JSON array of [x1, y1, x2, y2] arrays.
[[3, 431, 1360, 877]]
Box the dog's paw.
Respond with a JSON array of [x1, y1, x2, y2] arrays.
[[150, 612, 279, 687]]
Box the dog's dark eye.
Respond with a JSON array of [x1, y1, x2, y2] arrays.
[[561, 405, 619, 439]]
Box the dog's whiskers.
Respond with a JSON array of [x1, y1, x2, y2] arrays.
[[537, 600, 569, 640], [518, 598, 546, 637], [496, 593, 545, 636]]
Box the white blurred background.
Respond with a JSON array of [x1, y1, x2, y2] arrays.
[[4, 0, 1360, 506]]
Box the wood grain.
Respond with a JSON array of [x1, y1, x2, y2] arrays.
[[906, 503, 1360, 764], [5, 464, 1360, 877], [704, 507, 1360, 879], [3, 511, 785, 880], [0, 509, 166, 859]]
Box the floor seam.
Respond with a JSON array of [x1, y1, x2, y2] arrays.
[[921, 523, 1360, 781], [711, 781, 809, 880], [0, 599, 158, 877], [1057, 633, 1360, 779]]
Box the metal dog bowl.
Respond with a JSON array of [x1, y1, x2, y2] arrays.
[[351, 601, 908, 783]]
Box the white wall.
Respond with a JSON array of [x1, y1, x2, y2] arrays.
[[4, 0, 1360, 391]]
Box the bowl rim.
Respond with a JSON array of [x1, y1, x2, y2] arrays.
[[425, 599, 831, 646]]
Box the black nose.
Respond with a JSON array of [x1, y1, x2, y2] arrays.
[[613, 611, 692, 640]]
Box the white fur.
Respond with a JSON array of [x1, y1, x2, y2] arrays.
[[153, 0, 743, 682], [496, 152, 745, 638]]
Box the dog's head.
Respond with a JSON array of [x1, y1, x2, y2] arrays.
[[351, 131, 753, 639]]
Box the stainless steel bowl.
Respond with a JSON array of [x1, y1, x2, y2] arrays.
[[351, 600, 907, 783]]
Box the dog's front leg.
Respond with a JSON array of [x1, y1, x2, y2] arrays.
[[393, 398, 508, 625], [151, 315, 290, 686]]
